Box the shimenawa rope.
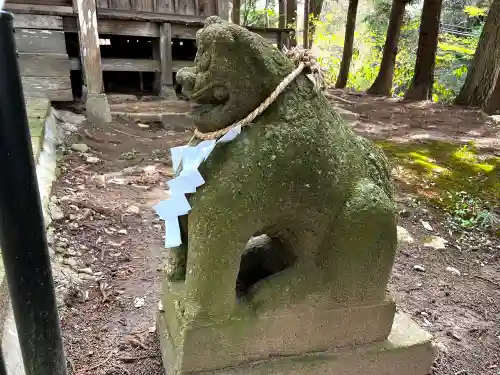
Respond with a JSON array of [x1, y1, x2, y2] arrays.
[[192, 47, 324, 141]]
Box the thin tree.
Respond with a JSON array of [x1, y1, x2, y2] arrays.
[[303, 0, 310, 48], [286, 0, 298, 46], [404, 0, 443, 100], [232, 0, 241, 24], [335, 0, 360, 88], [307, 0, 325, 48], [367, 0, 411, 96], [455, 0, 500, 107]]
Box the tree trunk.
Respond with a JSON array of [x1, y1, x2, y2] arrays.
[[286, 0, 297, 46], [278, 0, 285, 28], [455, 0, 500, 107], [307, 0, 324, 48], [264, 0, 269, 27], [335, 0, 360, 88], [367, 0, 408, 96], [303, 0, 310, 49], [404, 0, 443, 101], [484, 76, 500, 113], [232, 0, 240, 24]]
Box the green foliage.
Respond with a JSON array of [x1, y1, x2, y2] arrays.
[[241, 0, 279, 27], [463, 5, 488, 17], [314, 0, 485, 102], [378, 140, 499, 235], [445, 191, 499, 233]]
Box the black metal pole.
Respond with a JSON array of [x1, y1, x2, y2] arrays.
[[0, 11, 68, 375], [0, 348, 8, 375]]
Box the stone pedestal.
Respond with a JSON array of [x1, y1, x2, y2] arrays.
[[159, 310, 434, 375], [86, 93, 111, 124], [158, 282, 435, 375]]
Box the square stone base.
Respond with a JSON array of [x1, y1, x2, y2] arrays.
[[158, 282, 397, 374], [158, 311, 435, 375]]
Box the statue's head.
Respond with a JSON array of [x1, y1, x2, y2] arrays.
[[175, 16, 294, 133]]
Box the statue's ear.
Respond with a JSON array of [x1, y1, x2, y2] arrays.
[[204, 15, 226, 27], [198, 23, 235, 48]]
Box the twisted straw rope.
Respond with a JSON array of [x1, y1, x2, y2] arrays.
[[192, 48, 323, 141]]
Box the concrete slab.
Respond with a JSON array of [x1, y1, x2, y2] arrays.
[[159, 312, 436, 375]]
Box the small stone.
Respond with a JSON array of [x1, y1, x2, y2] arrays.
[[126, 205, 140, 215], [148, 326, 156, 333], [78, 268, 93, 275], [134, 297, 145, 308], [118, 229, 128, 235], [46, 227, 56, 245], [54, 246, 68, 254], [421, 220, 433, 231], [423, 235, 448, 250], [158, 300, 164, 312], [137, 123, 150, 129], [397, 226, 414, 244], [445, 266, 461, 276], [63, 258, 78, 267], [86, 156, 100, 164], [399, 209, 410, 218], [80, 274, 97, 281], [434, 341, 448, 354], [49, 202, 65, 221], [71, 143, 89, 153], [446, 330, 462, 341], [413, 264, 426, 272]]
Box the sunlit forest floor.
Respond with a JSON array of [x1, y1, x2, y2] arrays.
[[328, 88, 500, 374], [52, 94, 499, 375]]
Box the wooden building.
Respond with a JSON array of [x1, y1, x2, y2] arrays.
[[5, 0, 290, 103]]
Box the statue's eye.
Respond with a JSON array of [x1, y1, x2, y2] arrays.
[[198, 51, 211, 72]]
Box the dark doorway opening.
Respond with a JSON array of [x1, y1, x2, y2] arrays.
[[236, 234, 297, 298]]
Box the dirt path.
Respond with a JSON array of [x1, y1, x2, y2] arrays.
[[327, 88, 500, 156], [51, 118, 191, 375], [50, 99, 499, 375]]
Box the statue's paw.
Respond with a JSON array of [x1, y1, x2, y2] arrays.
[[165, 262, 186, 282]]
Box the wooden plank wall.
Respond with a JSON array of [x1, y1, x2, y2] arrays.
[[8, 0, 72, 5], [14, 14, 73, 101], [97, 0, 218, 16]]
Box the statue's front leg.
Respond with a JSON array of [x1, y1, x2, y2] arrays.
[[165, 214, 188, 281], [183, 189, 254, 320]]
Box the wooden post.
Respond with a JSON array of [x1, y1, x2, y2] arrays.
[[232, 0, 240, 24], [286, 0, 297, 46], [74, 0, 111, 123], [303, 0, 309, 49], [158, 22, 175, 98], [218, 0, 230, 20], [277, 0, 286, 48]]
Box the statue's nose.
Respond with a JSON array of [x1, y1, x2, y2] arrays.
[[176, 67, 196, 94]]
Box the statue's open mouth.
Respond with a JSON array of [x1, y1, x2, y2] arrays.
[[189, 83, 229, 118]]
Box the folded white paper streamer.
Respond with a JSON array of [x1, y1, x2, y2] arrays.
[[154, 125, 242, 248]]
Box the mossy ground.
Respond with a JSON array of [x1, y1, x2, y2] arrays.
[[377, 140, 499, 234]]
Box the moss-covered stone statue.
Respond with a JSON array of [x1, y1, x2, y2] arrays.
[[158, 16, 435, 375], [171, 15, 397, 319]]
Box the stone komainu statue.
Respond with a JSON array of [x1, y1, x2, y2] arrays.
[[172, 16, 397, 321]]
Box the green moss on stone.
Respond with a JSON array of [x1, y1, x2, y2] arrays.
[[172, 16, 398, 321]]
